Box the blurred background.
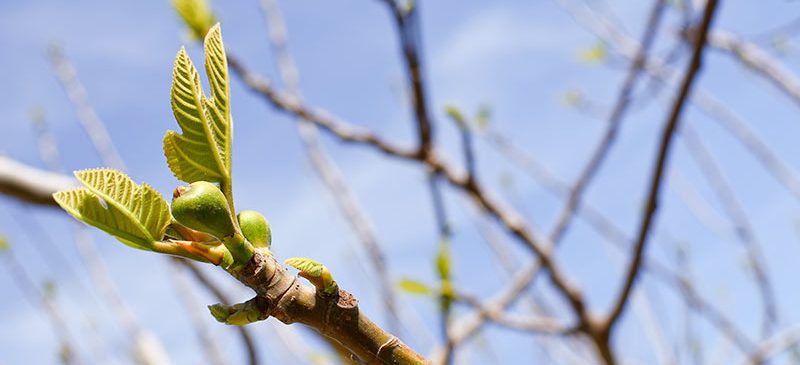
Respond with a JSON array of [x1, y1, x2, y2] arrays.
[[2, 0, 800, 364]]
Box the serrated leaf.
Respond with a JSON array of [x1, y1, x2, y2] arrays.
[[54, 169, 171, 250], [204, 24, 231, 144], [285, 257, 324, 277], [285, 257, 337, 294], [164, 37, 230, 185], [397, 278, 432, 295]]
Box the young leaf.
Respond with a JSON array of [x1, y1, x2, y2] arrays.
[[397, 278, 432, 296], [164, 25, 232, 186], [285, 257, 338, 295], [577, 41, 607, 63], [54, 169, 171, 251]]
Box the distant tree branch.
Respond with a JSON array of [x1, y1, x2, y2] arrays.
[[602, 0, 720, 337]]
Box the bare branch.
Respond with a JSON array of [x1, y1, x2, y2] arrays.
[[706, 29, 800, 108], [455, 292, 573, 335], [739, 325, 800, 365], [0, 155, 76, 206], [602, 0, 720, 336], [554, 0, 800, 201], [175, 259, 260, 365], [680, 126, 779, 335]]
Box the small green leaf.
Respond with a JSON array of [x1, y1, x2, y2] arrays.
[[397, 278, 432, 295], [0, 236, 8, 252], [54, 169, 171, 250], [562, 89, 583, 107], [577, 41, 607, 63], [445, 105, 467, 130], [285, 257, 337, 295], [436, 239, 451, 280], [285, 257, 325, 277], [42, 280, 57, 299], [475, 105, 491, 130]]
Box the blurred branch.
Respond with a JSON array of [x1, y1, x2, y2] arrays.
[[454, 291, 573, 335], [1, 241, 83, 365], [740, 325, 800, 365], [480, 127, 756, 352], [169, 263, 228, 365], [555, 0, 800, 200], [0, 156, 76, 206], [601, 0, 719, 338], [227, 56, 418, 159], [48, 45, 126, 171], [382, 0, 433, 157], [549, 0, 667, 245], [174, 258, 260, 365], [680, 126, 779, 335], [705, 29, 800, 108], [257, 0, 400, 335]]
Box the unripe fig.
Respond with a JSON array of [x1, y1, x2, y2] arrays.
[[237, 210, 271, 249], [172, 181, 235, 239]]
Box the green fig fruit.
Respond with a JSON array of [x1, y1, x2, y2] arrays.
[[171, 181, 235, 239], [237, 210, 271, 249]]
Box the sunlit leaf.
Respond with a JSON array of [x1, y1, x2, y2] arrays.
[[285, 257, 337, 294], [285, 257, 325, 277], [577, 41, 607, 63], [54, 169, 171, 250], [397, 278, 432, 295], [0, 236, 8, 252]]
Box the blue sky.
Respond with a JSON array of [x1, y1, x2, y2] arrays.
[[2, 0, 800, 364]]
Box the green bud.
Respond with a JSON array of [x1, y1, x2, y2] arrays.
[[171, 182, 235, 239], [237, 210, 271, 249], [207, 297, 266, 325]]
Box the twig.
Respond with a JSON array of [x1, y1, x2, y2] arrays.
[[47, 45, 126, 171], [454, 292, 573, 335], [549, 0, 667, 244], [554, 0, 800, 201], [0, 155, 77, 206], [1, 241, 84, 365], [174, 259, 260, 365], [680, 126, 779, 335], [480, 126, 757, 353], [602, 0, 719, 339], [169, 263, 228, 365], [739, 325, 800, 365], [426, 173, 454, 365], [704, 29, 800, 108], [384, 2, 434, 157]]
